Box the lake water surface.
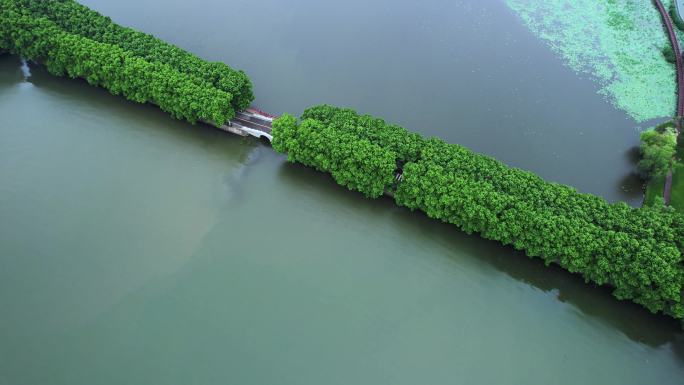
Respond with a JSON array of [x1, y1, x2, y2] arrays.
[[1, 1, 683, 384]]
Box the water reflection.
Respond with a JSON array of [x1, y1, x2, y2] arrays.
[[616, 145, 644, 200], [276, 160, 684, 350], [674, 335, 684, 363], [20, 58, 257, 166], [0, 55, 24, 88]]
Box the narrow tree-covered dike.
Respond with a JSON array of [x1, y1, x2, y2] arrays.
[[0, 0, 252, 125], [273, 106, 684, 321], [11, 0, 254, 112], [2, 0, 684, 324]]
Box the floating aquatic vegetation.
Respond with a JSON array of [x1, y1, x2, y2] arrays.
[[506, 0, 676, 122]]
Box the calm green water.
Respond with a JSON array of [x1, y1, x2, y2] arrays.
[[1, 1, 683, 384]]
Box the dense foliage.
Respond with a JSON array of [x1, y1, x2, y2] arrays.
[[0, 2, 234, 125], [272, 114, 396, 198], [13, 0, 254, 112], [301, 105, 426, 164], [274, 104, 684, 319], [638, 127, 677, 179]]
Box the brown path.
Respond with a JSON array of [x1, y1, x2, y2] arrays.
[[654, 0, 684, 204]]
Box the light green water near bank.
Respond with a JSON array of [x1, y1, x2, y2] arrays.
[[506, 0, 676, 122], [1, 1, 683, 384]]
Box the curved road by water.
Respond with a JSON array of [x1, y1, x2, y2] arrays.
[[654, 0, 684, 117], [654, 0, 684, 203]]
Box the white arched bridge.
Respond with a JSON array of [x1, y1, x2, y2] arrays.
[[219, 108, 274, 142]]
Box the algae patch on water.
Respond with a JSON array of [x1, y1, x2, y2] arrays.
[[506, 0, 676, 122]]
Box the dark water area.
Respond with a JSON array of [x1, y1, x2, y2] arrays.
[[87, 0, 645, 203], [1, 1, 682, 384]]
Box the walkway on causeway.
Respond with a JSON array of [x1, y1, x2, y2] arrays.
[[219, 108, 274, 141]]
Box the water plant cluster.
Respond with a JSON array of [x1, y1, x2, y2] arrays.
[[0, 0, 253, 124], [273, 105, 684, 320], [506, 0, 675, 122]]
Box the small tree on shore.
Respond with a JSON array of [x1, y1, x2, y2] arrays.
[[638, 127, 677, 179]]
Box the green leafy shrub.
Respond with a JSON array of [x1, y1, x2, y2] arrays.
[[638, 127, 677, 179], [302, 104, 426, 163], [272, 114, 396, 198], [13, 0, 253, 111]]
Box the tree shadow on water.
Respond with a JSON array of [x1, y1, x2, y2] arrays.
[[616, 171, 644, 203], [274, 160, 403, 217], [0, 54, 24, 87], [276, 161, 684, 351], [625, 145, 641, 164], [391, 205, 683, 347], [615, 146, 646, 204], [12, 58, 257, 164]]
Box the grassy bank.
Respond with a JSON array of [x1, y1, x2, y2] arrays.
[[644, 174, 666, 206], [645, 143, 684, 211]]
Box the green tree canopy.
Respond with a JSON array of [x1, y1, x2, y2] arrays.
[[12, 0, 254, 111], [0, 1, 235, 125], [638, 127, 677, 179]]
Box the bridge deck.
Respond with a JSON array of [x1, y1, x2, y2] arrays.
[[217, 108, 274, 141], [232, 111, 273, 134]]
